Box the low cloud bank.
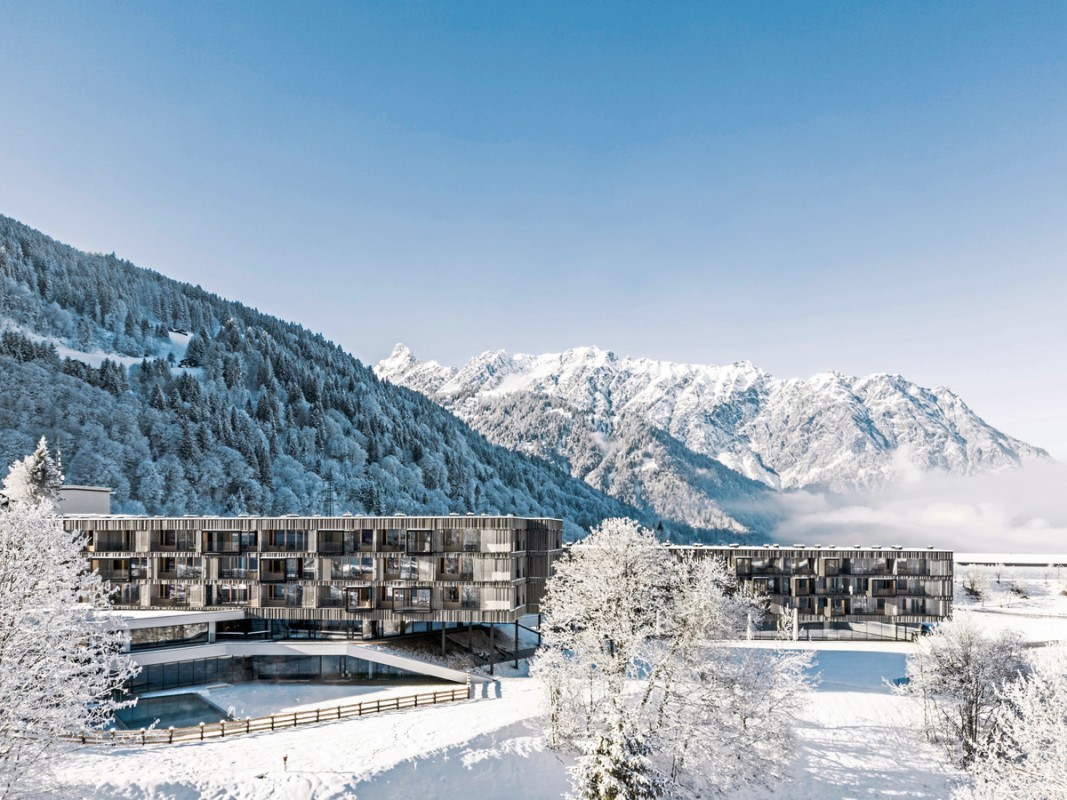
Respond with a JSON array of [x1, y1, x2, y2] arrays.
[[768, 460, 1067, 553]]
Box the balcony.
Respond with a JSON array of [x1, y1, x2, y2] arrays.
[[261, 586, 304, 608], [404, 531, 433, 553], [158, 561, 203, 580], [153, 597, 192, 609], [316, 535, 345, 555], [262, 531, 308, 552], [95, 569, 131, 582], [92, 535, 136, 553], [392, 588, 432, 613]]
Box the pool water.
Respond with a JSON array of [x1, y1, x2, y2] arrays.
[[808, 651, 907, 693], [113, 693, 232, 730]]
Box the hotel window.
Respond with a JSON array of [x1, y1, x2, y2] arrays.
[[113, 584, 140, 605], [461, 587, 479, 609], [267, 529, 306, 551], [318, 530, 345, 554], [204, 531, 242, 553], [266, 583, 303, 606], [214, 583, 249, 605], [344, 586, 373, 610], [443, 529, 462, 550], [462, 528, 480, 552], [332, 557, 373, 580], [320, 586, 345, 608], [405, 530, 432, 553], [159, 583, 188, 606], [162, 557, 202, 579], [162, 529, 198, 550], [218, 556, 257, 579], [392, 588, 431, 612]]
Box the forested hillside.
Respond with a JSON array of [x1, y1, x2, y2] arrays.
[[0, 215, 689, 540]]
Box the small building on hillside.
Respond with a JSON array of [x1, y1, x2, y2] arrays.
[[58, 485, 112, 515]]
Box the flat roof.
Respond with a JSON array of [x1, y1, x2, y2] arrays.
[[64, 513, 563, 528], [659, 544, 954, 556]]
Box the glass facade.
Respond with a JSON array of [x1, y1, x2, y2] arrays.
[[127, 654, 442, 694]]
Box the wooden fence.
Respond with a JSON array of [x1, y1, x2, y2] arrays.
[[71, 683, 472, 747]]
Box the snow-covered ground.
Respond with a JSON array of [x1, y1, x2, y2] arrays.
[[52, 562, 1067, 799]]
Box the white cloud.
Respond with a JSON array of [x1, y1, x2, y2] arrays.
[[770, 460, 1067, 553]]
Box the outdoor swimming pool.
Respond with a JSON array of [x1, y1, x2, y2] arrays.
[[113, 693, 232, 730], [808, 650, 908, 693]]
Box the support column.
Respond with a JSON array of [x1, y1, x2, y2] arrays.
[[489, 624, 495, 676], [441, 623, 447, 656], [537, 612, 542, 647], [514, 621, 520, 669], [208, 621, 216, 644]]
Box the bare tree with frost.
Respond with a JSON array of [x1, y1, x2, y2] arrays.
[[532, 518, 812, 799], [955, 647, 1067, 799], [0, 449, 137, 799], [900, 617, 1027, 767]]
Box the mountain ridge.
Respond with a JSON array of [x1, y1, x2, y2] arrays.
[[376, 343, 1048, 532]]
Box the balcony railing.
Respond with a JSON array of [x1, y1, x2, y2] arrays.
[[96, 570, 131, 582]]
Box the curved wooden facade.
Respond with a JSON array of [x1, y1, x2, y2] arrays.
[[66, 514, 564, 633]]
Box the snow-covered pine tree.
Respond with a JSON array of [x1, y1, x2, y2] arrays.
[[1, 436, 63, 506], [532, 518, 812, 799], [0, 456, 137, 799]]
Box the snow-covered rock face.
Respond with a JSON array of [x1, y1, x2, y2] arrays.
[[376, 344, 1048, 533]]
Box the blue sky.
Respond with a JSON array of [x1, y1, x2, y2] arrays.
[[1, 2, 1065, 457]]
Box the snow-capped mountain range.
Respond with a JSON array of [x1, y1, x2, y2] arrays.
[[377, 344, 1049, 534]]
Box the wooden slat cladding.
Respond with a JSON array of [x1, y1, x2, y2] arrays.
[[64, 514, 564, 532], [66, 514, 563, 626], [663, 544, 954, 630]]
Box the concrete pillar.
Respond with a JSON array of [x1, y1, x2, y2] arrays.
[[489, 625, 495, 676], [441, 623, 447, 656], [514, 621, 520, 669], [208, 621, 216, 644]]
